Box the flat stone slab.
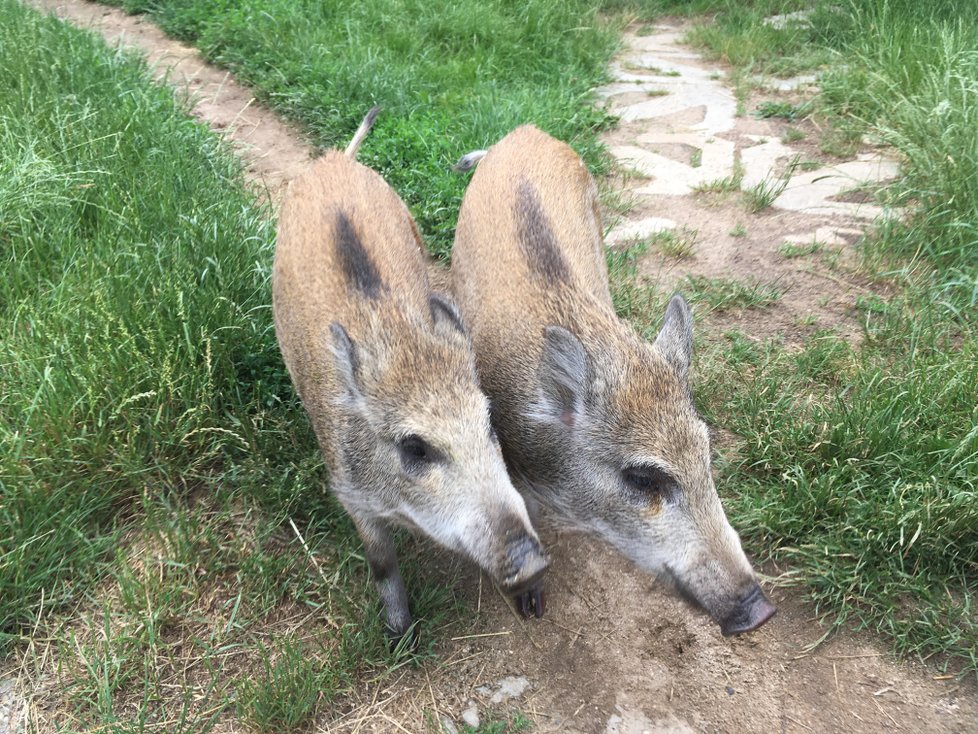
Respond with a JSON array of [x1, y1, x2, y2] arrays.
[[751, 72, 819, 92], [773, 156, 901, 219], [612, 137, 736, 196], [783, 225, 865, 246], [606, 216, 677, 245], [0, 680, 23, 734], [740, 136, 799, 189], [598, 24, 901, 221]]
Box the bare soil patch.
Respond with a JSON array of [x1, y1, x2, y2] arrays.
[[337, 532, 977, 733]]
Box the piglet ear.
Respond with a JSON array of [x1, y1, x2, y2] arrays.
[[329, 322, 365, 406], [536, 325, 589, 429], [429, 293, 468, 341], [654, 294, 693, 381]]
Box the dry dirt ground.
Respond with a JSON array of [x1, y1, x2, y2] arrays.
[[9, 2, 978, 732]]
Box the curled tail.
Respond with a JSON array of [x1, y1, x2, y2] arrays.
[[345, 106, 382, 158], [453, 149, 488, 173]]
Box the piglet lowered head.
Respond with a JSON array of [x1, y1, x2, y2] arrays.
[[272, 109, 548, 643], [450, 125, 775, 636]]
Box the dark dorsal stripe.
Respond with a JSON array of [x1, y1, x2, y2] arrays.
[[515, 179, 570, 285], [335, 209, 385, 298]]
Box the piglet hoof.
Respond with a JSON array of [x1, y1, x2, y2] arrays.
[[513, 582, 546, 619], [386, 622, 419, 654]]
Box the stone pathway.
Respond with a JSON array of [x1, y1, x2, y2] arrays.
[[598, 24, 899, 247], [594, 23, 906, 345]]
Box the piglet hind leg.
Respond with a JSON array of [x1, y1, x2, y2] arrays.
[[354, 516, 415, 648]]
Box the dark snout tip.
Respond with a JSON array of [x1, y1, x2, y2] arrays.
[[720, 585, 777, 637], [500, 536, 549, 594]]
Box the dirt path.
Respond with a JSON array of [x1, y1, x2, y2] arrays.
[[11, 3, 978, 732], [24, 0, 312, 203]]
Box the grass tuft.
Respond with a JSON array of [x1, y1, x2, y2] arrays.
[[683, 276, 783, 313], [778, 240, 822, 258], [234, 639, 330, 733], [743, 155, 800, 212], [753, 100, 812, 120], [653, 227, 698, 259]]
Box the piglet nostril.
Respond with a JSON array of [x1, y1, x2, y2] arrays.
[[720, 583, 777, 636]]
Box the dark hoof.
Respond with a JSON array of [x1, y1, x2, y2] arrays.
[[513, 582, 546, 619], [386, 621, 419, 653]]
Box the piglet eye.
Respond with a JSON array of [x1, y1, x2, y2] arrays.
[[622, 465, 672, 496], [399, 435, 430, 461], [398, 435, 443, 473]]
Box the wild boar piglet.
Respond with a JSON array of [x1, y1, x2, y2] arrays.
[[273, 110, 548, 642], [451, 125, 775, 636]]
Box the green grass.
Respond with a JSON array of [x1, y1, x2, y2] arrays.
[[778, 240, 822, 258], [693, 159, 744, 194], [461, 712, 533, 733], [234, 638, 331, 732], [1, 0, 271, 649], [742, 155, 800, 212], [819, 3, 978, 314], [699, 317, 978, 673], [656, 0, 978, 675], [99, 0, 629, 258], [682, 1, 839, 76], [683, 275, 783, 313], [753, 100, 812, 120], [0, 2, 458, 727], [781, 126, 806, 143], [652, 227, 698, 259], [607, 239, 668, 340]]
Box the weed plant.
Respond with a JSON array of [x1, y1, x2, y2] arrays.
[[743, 155, 800, 212]]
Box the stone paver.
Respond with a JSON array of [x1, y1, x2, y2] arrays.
[[599, 26, 901, 245], [0, 679, 23, 734]]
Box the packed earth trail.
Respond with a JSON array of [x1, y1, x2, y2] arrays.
[[7, 3, 978, 732]]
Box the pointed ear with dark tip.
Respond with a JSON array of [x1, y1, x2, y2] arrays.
[[537, 326, 589, 428], [654, 294, 693, 381], [329, 322, 365, 406], [429, 293, 467, 341]]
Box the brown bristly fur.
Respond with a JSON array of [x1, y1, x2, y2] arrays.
[[272, 113, 547, 640], [451, 125, 775, 636]]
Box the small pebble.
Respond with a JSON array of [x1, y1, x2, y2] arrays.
[[725, 685, 735, 696], [461, 703, 480, 729]]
